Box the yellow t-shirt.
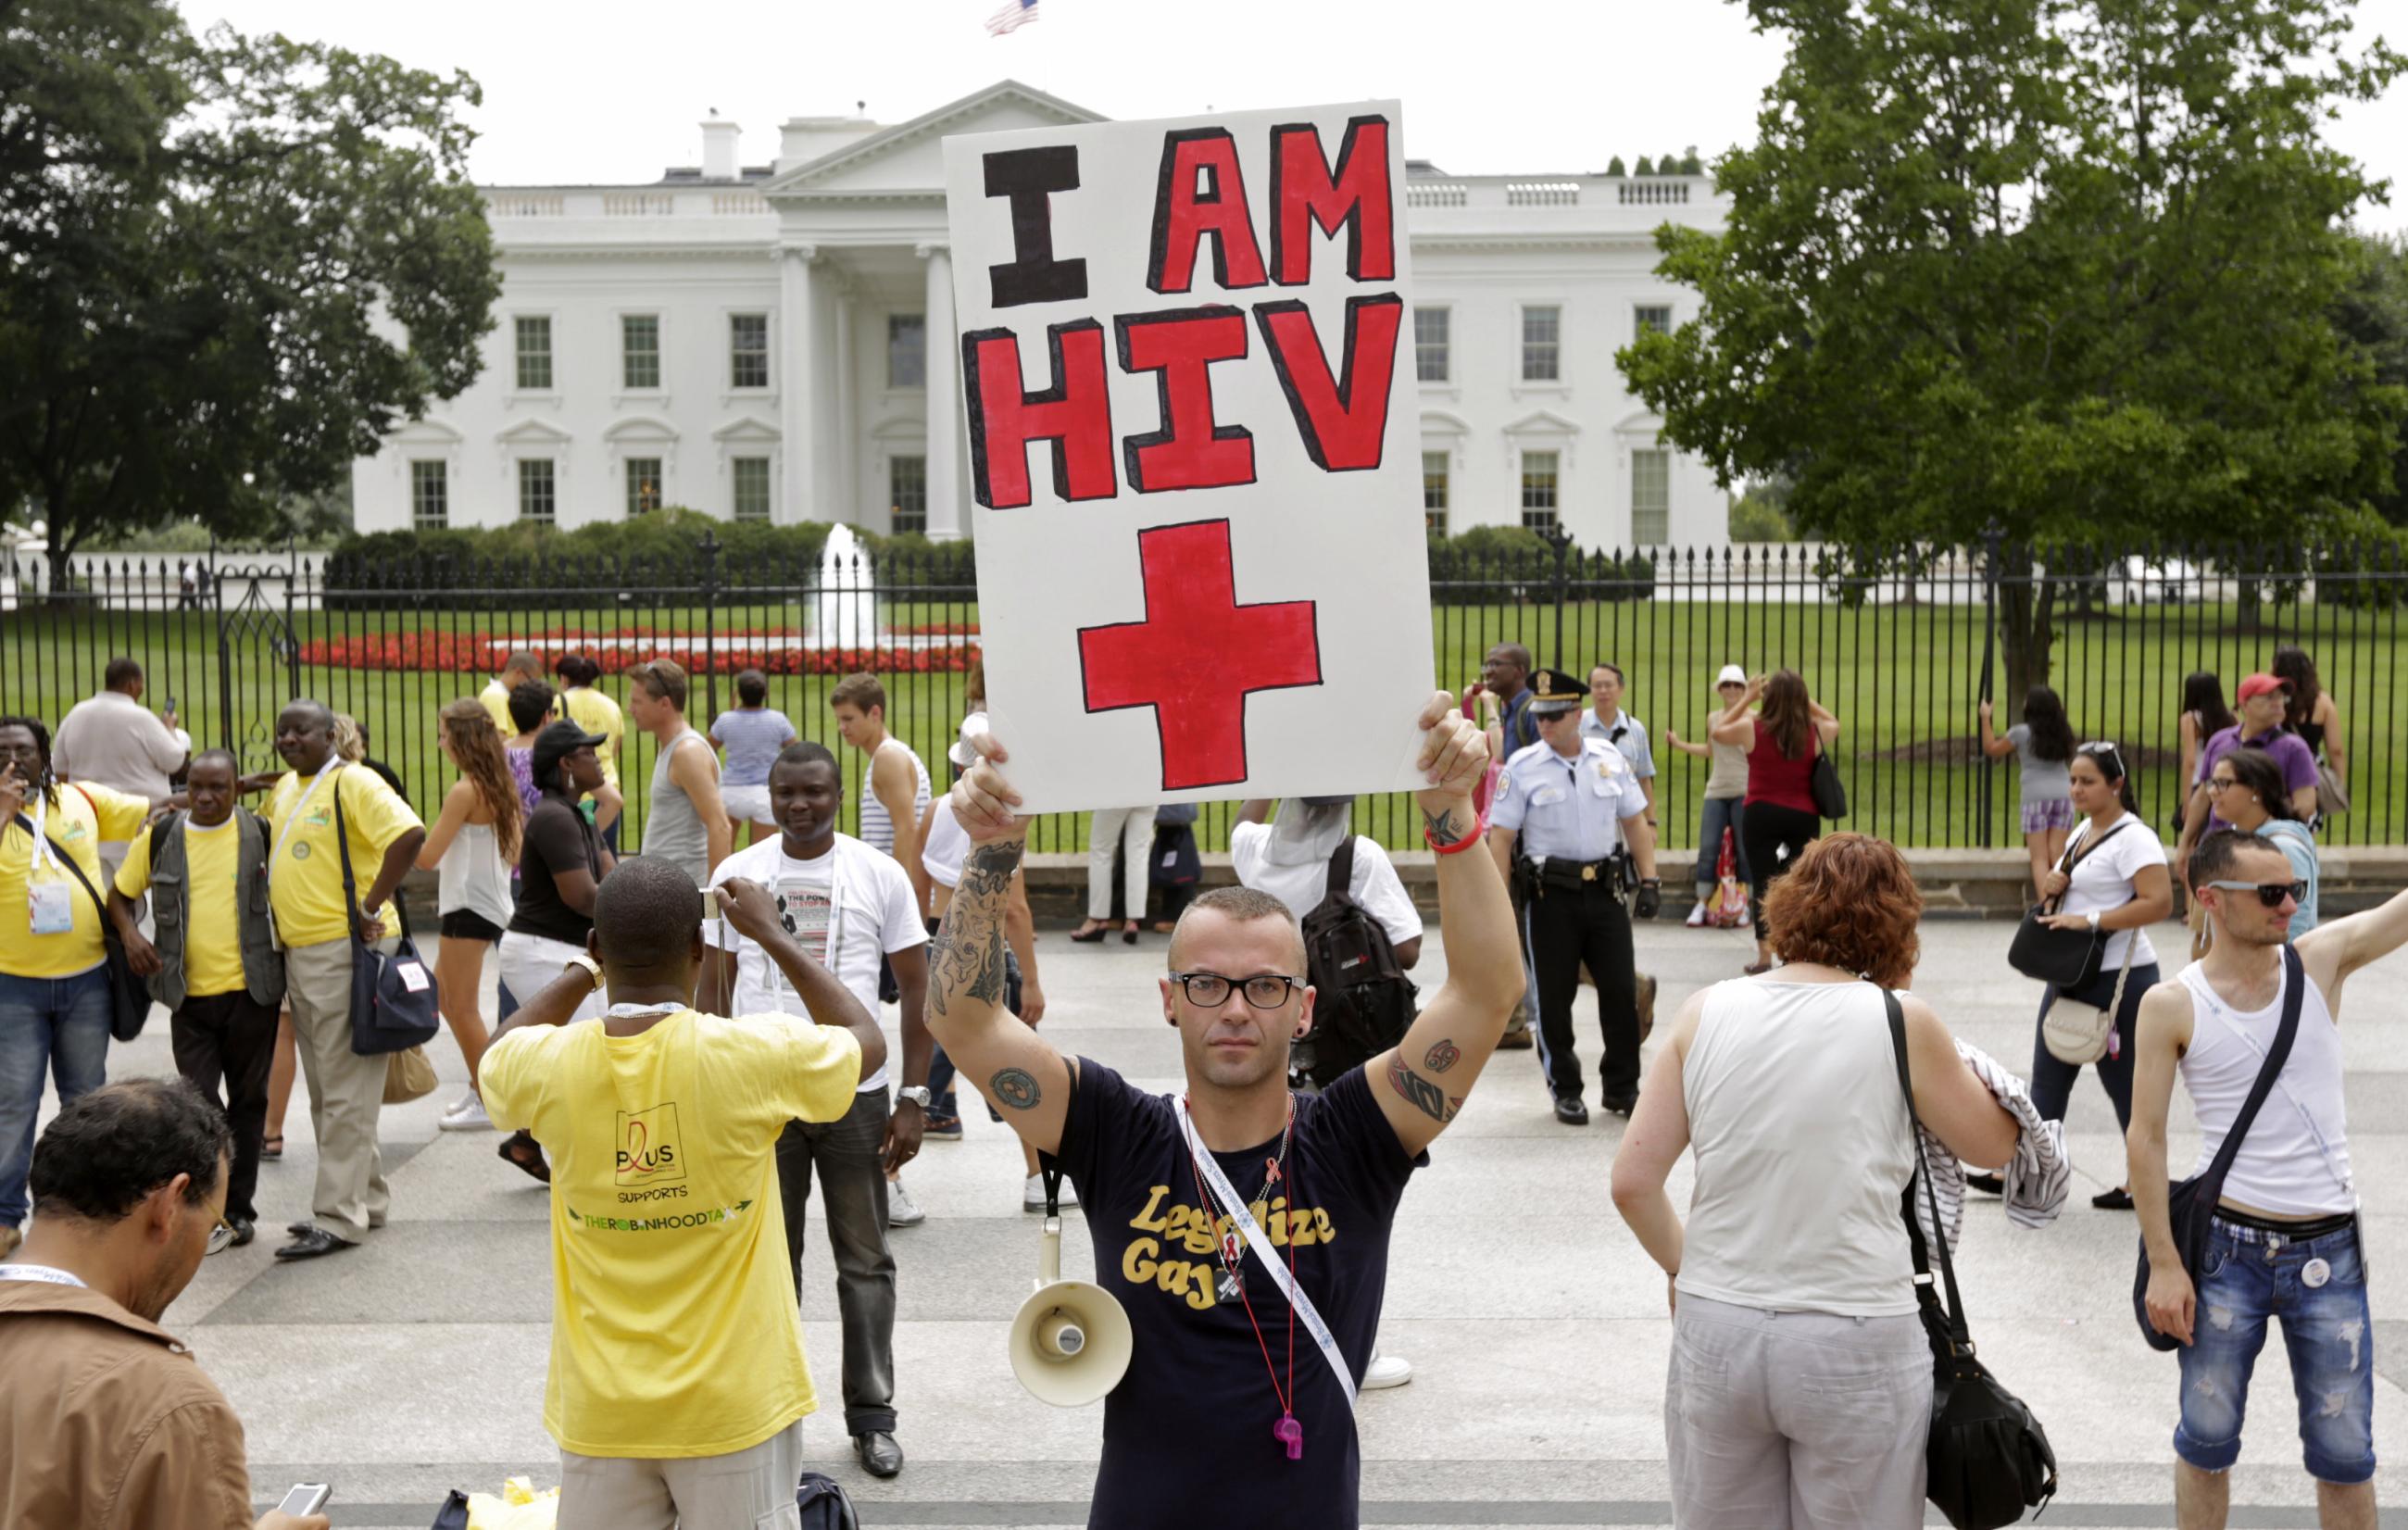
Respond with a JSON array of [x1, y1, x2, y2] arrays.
[[561, 686, 625, 790], [480, 1009, 863, 1459], [262, 765, 424, 949], [0, 784, 148, 979], [479, 679, 515, 737], [113, 815, 246, 998]]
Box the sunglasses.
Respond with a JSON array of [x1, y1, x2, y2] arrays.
[[2203, 880, 2306, 909]]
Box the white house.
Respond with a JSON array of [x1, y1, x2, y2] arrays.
[[353, 81, 1733, 550]]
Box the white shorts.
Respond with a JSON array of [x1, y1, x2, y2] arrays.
[[721, 783, 773, 824], [497, 930, 605, 1022]]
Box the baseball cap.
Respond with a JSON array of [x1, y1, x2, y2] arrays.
[[531, 719, 608, 786], [1715, 664, 1748, 687], [948, 712, 992, 771], [2235, 672, 2292, 705]]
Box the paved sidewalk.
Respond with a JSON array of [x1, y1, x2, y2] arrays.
[[70, 917, 2408, 1527]]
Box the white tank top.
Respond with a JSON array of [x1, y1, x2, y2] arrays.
[[857, 737, 930, 859], [435, 821, 514, 931], [921, 798, 968, 891], [2176, 959, 2355, 1216], [1677, 980, 1918, 1316]]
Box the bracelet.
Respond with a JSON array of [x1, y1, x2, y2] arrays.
[[1425, 812, 1488, 855]]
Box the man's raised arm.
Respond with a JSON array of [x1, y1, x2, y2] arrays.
[[927, 737, 1075, 1156], [1370, 693, 1525, 1157]]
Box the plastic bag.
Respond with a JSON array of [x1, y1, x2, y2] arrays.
[[1712, 828, 1751, 929], [466, 1477, 558, 1530]]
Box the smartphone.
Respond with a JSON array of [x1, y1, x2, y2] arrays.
[[276, 1482, 332, 1515]]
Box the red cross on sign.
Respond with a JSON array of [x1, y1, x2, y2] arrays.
[[1077, 519, 1323, 791]]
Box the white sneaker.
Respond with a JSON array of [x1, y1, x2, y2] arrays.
[[1022, 1173, 1080, 1211], [1363, 1353, 1413, 1389], [887, 1177, 926, 1228], [1684, 902, 1708, 928], [437, 1092, 493, 1132]]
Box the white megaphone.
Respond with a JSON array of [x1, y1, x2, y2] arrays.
[[1009, 1190, 1131, 1408]]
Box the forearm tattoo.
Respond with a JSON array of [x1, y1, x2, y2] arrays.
[[1386, 1054, 1461, 1124], [990, 1067, 1042, 1110], [930, 840, 1021, 1017], [1423, 1038, 1461, 1073], [1422, 804, 1472, 847]]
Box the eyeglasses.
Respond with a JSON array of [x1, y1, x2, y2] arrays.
[[1168, 972, 1305, 1009], [2203, 880, 2306, 909], [2205, 777, 2244, 793]]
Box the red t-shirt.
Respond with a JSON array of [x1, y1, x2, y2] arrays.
[[1744, 720, 1819, 814]]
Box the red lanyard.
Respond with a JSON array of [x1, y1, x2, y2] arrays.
[[1185, 1100, 1305, 1461]]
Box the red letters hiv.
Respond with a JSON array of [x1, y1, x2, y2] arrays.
[[961, 116, 1398, 510]]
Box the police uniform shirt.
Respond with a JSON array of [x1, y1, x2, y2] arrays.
[[1490, 737, 1648, 863], [1579, 709, 1656, 781]]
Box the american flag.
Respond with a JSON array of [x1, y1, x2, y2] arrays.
[[986, 0, 1038, 34]]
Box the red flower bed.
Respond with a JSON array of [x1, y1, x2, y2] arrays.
[[297, 633, 980, 675]]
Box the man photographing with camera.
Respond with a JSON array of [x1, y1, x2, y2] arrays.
[[929, 691, 1525, 1529]]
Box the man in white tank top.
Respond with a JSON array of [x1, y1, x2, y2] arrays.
[[2129, 829, 2408, 1529]]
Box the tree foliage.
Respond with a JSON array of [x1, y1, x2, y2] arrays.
[[1619, 0, 2406, 688], [2335, 232, 2408, 526], [0, 0, 497, 583]]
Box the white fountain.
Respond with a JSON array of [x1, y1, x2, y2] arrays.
[[809, 523, 882, 649]]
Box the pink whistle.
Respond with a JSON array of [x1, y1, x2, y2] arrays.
[[1274, 1413, 1304, 1461]]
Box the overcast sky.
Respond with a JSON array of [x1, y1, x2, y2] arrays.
[[179, 0, 2408, 232]]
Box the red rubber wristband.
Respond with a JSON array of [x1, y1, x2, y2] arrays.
[[1425, 812, 1487, 855]]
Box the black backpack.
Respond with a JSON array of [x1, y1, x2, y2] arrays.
[[1298, 837, 1418, 1089], [796, 1472, 859, 1529]]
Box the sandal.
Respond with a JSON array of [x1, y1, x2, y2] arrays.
[[1122, 922, 1141, 945], [498, 1130, 552, 1185], [1069, 922, 1110, 944], [260, 1135, 284, 1161]]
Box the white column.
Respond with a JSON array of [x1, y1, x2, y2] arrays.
[[920, 243, 965, 541], [833, 282, 857, 522], [777, 242, 817, 523]]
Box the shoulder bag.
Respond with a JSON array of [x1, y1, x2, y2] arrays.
[[333, 775, 441, 1057], [1808, 736, 1849, 820], [2132, 947, 2303, 1351], [1884, 986, 2059, 1528], [19, 793, 151, 1042], [2040, 923, 2138, 1066], [2005, 821, 2133, 988]]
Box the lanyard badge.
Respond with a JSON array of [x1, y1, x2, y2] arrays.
[[24, 796, 75, 934]]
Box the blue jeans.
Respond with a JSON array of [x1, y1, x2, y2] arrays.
[[1696, 796, 1749, 897], [0, 967, 114, 1228], [2176, 1216, 2376, 1484]]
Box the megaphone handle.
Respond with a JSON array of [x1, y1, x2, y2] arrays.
[[1039, 1216, 1061, 1286], [1042, 1160, 1065, 1217]]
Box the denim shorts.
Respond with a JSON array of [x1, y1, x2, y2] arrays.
[[2175, 1214, 2376, 1484]]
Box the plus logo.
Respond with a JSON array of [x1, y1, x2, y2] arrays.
[[1077, 519, 1322, 791], [615, 1103, 685, 1186]]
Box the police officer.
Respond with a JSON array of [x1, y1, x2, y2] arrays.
[[1486, 668, 1660, 1123]]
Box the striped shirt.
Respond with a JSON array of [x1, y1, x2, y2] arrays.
[[858, 738, 931, 859]]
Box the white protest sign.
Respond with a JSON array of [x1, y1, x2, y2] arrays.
[[942, 101, 1435, 814]]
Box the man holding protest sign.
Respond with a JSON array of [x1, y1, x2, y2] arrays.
[[931, 694, 1521, 1526]]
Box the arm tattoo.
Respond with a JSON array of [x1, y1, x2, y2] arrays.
[[1386, 1055, 1461, 1124], [1421, 805, 1470, 847], [930, 840, 1022, 1017], [1423, 1038, 1461, 1073], [990, 1067, 1042, 1110]]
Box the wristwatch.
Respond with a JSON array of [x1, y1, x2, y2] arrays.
[[562, 953, 602, 990], [897, 1085, 934, 1110]]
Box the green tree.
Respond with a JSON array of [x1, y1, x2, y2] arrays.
[[1633, 155, 1655, 176], [1620, 0, 2405, 693], [2335, 232, 2408, 526], [1606, 155, 1628, 177], [0, 0, 498, 590]]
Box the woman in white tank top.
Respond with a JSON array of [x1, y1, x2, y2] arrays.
[[415, 701, 524, 1132], [1611, 834, 2019, 1530]]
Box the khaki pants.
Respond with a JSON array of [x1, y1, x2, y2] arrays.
[[285, 936, 390, 1241], [560, 1418, 806, 1529]]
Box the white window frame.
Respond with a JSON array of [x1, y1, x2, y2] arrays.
[[1421, 449, 1449, 536], [512, 313, 557, 394], [886, 312, 928, 392], [1519, 447, 1562, 534], [1413, 305, 1451, 385], [408, 459, 448, 531], [888, 452, 929, 534], [1630, 445, 1672, 546], [727, 310, 771, 393], [624, 457, 665, 518], [1633, 302, 1674, 342], [1518, 303, 1563, 387], [516, 457, 558, 525], [730, 455, 772, 522], [619, 312, 664, 394]]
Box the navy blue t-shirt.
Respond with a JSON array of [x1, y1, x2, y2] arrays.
[[1049, 1060, 1423, 1530]]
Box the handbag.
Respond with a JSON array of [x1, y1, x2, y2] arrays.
[[332, 778, 441, 1057], [2315, 759, 2350, 817], [2005, 821, 2133, 987], [22, 798, 151, 1042], [1883, 986, 2060, 1528], [2040, 920, 2138, 1066], [1711, 827, 1750, 928], [1808, 745, 1849, 820], [2133, 945, 2303, 1351], [383, 1044, 439, 1105]]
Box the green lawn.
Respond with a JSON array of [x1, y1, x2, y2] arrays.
[[6, 584, 2400, 855]]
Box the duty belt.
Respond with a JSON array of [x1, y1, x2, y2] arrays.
[[1518, 854, 1626, 897]]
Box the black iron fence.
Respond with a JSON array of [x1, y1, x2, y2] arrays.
[[5, 535, 2403, 859]]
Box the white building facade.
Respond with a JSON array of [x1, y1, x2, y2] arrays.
[[355, 82, 1733, 550]]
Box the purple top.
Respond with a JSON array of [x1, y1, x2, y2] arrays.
[[505, 745, 539, 819], [2197, 724, 2317, 828]]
